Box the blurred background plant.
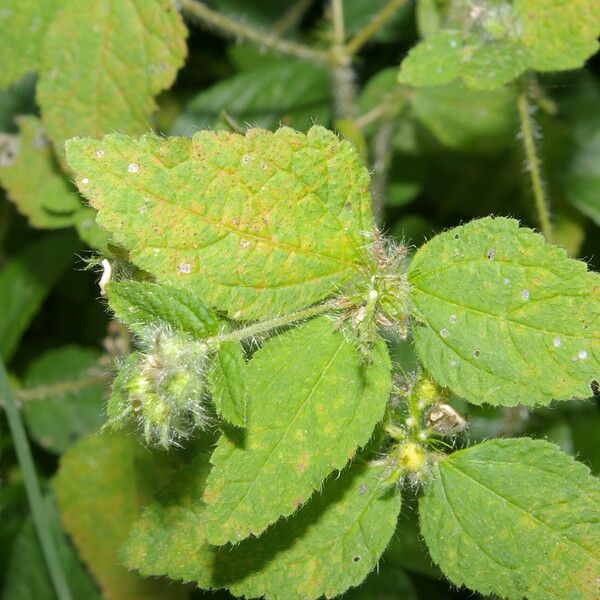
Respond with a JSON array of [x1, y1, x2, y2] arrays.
[[0, 1, 598, 598]]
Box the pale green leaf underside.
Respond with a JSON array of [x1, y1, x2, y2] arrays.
[[398, 1, 600, 89], [208, 340, 247, 427], [37, 0, 187, 143], [66, 126, 375, 319], [54, 432, 184, 600], [0, 0, 60, 88], [125, 459, 401, 600], [202, 317, 392, 544], [409, 217, 599, 406], [0, 116, 81, 228], [420, 438, 600, 599], [22, 345, 105, 454], [106, 280, 220, 338]]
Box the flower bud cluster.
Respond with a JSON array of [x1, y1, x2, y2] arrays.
[[108, 324, 210, 448]]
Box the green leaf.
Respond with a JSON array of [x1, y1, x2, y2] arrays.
[[0, 232, 80, 361], [419, 438, 600, 599], [172, 61, 331, 136], [411, 82, 518, 152], [1, 495, 100, 600], [37, 0, 187, 143], [208, 340, 247, 427], [202, 317, 392, 544], [398, 31, 528, 90], [21, 346, 106, 454], [66, 126, 375, 319], [398, 1, 600, 89], [106, 280, 220, 338], [0, 115, 81, 228], [54, 432, 185, 600], [409, 217, 599, 406], [125, 459, 402, 600], [0, 0, 60, 88]]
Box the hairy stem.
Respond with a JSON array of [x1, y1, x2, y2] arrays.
[[344, 0, 407, 56], [15, 372, 110, 403], [517, 87, 553, 241], [370, 117, 396, 224], [209, 302, 336, 347], [0, 360, 73, 600], [274, 0, 315, 35], [179, 0, 329, 64]]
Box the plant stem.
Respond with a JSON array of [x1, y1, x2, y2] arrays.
[[370, 117, 396, 224], [331, 0, 345, 47], [517, 87, 553, 241], [274, 0, 315, 35], [179, 0, 330, 64], [209, 302, 335, 346], [15, 372, 109, 403], [0, 360, 72, 600], [344, 0, 406, 56]]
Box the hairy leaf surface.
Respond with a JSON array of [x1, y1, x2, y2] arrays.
[[0, 116, 80, 228], [54, 432, 184, 600], [202, 317, 392, 544], [37, 0, 187, 142], [420, 438, 600, 599], [66, 126, 375, 319], [409, 217, 599, 406], [106, 280, 220, 338], [208, 340, 247, 427], [125, 459, 401, 600]]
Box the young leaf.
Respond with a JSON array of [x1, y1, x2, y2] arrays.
[[106, 280, 220, 338], [37, 0, 187, 143], [125, 458, 402, 600], [54, 432, 185, 600], [173, 61, 331, 136], [0, 0, 60, 88], [0, 232, 80, 361], [419, 438, 600, 599], [21, 346, 106, 454], [2, 495, 100, 600], [202, 317, 392, 544], [0, 115, 81, 228], [208, 340, 247, 427], [66, 126, 375, 319], [398, 1, 600, 90], [408, 217, 599, 406]]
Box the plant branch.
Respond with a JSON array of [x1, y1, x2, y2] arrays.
[[0, 360, 73, 600], [15, 372, 110, 403], [517, 86, 553, 241], [179, 0, 330, 64], [274, 0, 315, 36], [344, 0, 406, 56]]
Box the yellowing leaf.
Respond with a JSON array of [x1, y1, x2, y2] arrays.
[[54, 432, 185, 600], [409, 217, 599, 406], [0, 115, 81, 228], [66, 126, 375, 319], [37, 0, 187, 143], [0, 0, 60, 88], [420, 438, 600, 599], [202, 317, 392, 544]]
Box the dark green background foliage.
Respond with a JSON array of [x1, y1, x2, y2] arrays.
[[0, 1, 599, 599]]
